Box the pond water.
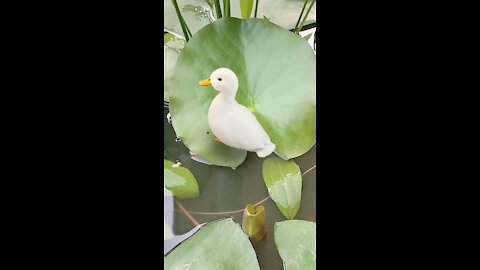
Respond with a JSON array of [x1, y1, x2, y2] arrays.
[[164, 105, 316, 269]]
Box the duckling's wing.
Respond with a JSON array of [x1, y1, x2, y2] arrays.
[[224, 105, 271, 146]]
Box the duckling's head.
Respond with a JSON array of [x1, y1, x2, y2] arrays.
[[199, 68, 239, 96]]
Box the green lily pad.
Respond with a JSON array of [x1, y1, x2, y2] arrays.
[[164, 159, 200, 198], [170, 18, 316, 167], [274, 220, 316, 270], [164, 46, 179, 102], [262, 156, 302, 219], [164, 34, 186, 102], [164, 217, 260, 269]]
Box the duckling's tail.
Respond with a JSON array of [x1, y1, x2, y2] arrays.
[[256, 143, 276, 158]]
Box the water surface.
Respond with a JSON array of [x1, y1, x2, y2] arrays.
[[163, 106, 316, 269]]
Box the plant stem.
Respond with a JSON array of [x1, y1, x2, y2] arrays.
[[175, 199, 199, 226], [296, 0, 316, 34], [170, 0, 190, 41], [213, 0, 222, 19], [223, 0, 231, 17], [294, 0, 308, 33], [254, 0, 259, 18], [183, 17, 192, 38], [174, 164, 317, 216]]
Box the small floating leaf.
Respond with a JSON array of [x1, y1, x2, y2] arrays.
[[164, 218, 260, 269], [274, 220, 316, 270], [164, 159, 200, 199], [242, 204, 266, 241], [262, 156, 302, 219]]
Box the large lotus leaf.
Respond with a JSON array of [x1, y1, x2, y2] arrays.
[[274, 220, 316, 270], [164, 159, 200, 198], [164, 218, 260, 269], [262, 156, 302, 219], [164, 0, 316, 37], [170, 18, 316, 167]]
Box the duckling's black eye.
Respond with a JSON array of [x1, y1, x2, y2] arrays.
[[218, 78, 222, 81]]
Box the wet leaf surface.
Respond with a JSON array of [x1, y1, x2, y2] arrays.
[[262, 156, 302, 219], [164, 218, 260, 269], [274, 220, 316, 269], [164, 159, 200, 199]]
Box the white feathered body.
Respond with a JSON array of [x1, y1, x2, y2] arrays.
[[208, 95, 274, 156]]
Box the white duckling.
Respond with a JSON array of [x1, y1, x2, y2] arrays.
[[199, 68, 276, 158]]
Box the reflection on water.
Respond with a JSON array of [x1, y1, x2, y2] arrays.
[[189, 152, 213, 165], [164, 222, 205, 255], [163, 107, 316, 269]]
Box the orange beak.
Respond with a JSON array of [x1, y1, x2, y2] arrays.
[[199, 79, 212, 87]]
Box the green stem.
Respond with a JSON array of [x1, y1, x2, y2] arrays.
[[174, 165, 317, 216], [183, 16, 192, 38], [294, 0, 308, 33], [254, 0, 259, 18], [296, 0, 316, 34], [170, 0, 190, 41], [213, 0, 222, 19], [223, 0, 230, 17]]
